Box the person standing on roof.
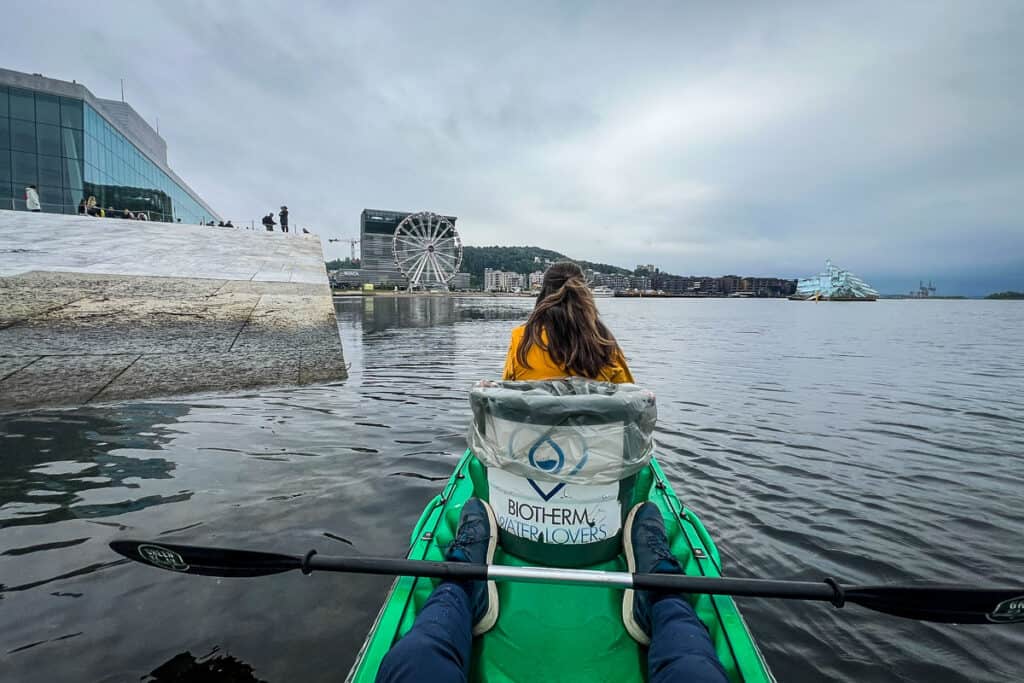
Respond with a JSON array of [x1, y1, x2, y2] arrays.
[[25, 185, 41, 212], [279, 206, 289, 233]]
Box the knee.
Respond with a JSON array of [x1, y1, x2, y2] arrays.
[[649, 652, 728, 683]]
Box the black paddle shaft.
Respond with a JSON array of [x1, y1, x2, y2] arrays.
[[110, 540, 1024, 624]]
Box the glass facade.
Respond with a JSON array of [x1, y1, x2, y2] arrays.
[[0, 85, 215, 223]]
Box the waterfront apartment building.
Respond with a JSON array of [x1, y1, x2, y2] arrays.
[[449, 272, 471, 290], [588, 271, 651, 292], [484, 268, 525, 292], [647, 272, 796, 296], [0, 68, 219, 223]]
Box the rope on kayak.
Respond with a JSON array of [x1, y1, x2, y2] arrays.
[[301, 549, 318, 575], [824, 577, 845, 608]]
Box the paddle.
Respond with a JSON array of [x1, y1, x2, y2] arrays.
[[110, 540, 1023, 625]]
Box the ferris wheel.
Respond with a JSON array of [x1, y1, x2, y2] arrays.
[[393, 212, 463, 290]]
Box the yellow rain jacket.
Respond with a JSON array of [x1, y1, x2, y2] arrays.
[[502, 324, 635, 384]]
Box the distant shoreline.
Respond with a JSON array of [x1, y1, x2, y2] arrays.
[[879, 295, 969, 300], [332, 290, 983, 300]]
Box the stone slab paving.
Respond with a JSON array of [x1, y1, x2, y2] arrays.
[[0, 354, 141, 410], [0, 210, 326, 282], [0, 210, 346, 412]]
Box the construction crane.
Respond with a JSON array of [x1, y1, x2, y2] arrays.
[[910, 280, 937, 297], [327, 237, 360, 262]]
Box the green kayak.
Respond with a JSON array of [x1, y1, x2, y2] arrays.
[[345, 449, 775, 683]]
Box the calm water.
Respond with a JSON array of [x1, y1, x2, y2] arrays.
[[2, 297, 1023, 682]]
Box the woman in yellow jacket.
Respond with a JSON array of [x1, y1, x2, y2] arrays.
[[503, 261, 634, 384]]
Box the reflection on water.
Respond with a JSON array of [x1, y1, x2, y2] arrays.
[[335, 294, 529, 334], [0, 296, 1022, 682], [0, 406, 192, 531], [144, 649, 267, 683]]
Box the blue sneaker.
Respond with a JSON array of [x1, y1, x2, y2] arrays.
[[622, 502, 685, 644], [445, 497, 499, 635]]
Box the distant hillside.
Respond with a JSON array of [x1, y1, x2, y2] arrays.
[[460, 246, 631, 285]]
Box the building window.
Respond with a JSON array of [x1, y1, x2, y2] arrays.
[[61, 127, 83, 160], [60, 98, 82, 129], [35, 94, 60, 126], [11, 119, 35, 153], [37, 123, 61, 157], [38, 154, 61, 188], [8, 88, 34, 121], [12, 151, 37, 187]]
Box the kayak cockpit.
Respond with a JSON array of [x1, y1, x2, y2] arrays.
[[346, 452, 773, 683], [345, 380, 772, 682]]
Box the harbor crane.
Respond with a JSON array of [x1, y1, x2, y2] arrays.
[[328, 237, 360, 262], [911, 280, 937, 297]]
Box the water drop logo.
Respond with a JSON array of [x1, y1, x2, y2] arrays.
[[520, 433, 590, 501], [528, 437, 566, 475]]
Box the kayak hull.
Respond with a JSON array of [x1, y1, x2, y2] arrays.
[[346, 450, 775, 682]]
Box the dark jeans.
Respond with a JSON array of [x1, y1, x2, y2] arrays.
[[376, 582, 728, 683]]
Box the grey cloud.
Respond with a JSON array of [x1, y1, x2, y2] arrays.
[[3, 1, 1021, 294]]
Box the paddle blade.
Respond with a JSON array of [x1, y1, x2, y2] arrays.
[[110, 540, 301, 577], [847, 585, 1024, 624]]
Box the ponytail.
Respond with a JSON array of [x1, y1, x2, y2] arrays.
[[517, 262, 621, 378]]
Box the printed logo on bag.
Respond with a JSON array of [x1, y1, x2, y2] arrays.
[[523, 435, 580, 500], [487, 416, 626, 545], [489, 468, 620, 546]]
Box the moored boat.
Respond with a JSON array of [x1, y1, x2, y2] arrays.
[[344, 448, 775, 683]]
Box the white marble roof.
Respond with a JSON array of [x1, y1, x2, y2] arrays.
[[0, 210, 327, 284]]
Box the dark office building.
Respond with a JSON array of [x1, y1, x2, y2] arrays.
[[0, 67, 219, 223], [360, 208, 458, 285]]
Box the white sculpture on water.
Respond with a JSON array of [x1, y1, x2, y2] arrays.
[[795, 259, 879, 300]]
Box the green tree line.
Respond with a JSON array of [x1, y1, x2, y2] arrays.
[[327, 246, 634, 288], [460, 246, 631, 286], [326, 258, 360, 270]]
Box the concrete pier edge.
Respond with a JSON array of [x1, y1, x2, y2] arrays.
[[0, 211, 347, 412]]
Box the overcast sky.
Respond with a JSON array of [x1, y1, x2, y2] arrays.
[[3, 1, 1021, 294]]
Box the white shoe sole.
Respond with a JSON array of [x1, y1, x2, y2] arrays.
[[621, 502, 651, 645], [472, 499, 500, 636]]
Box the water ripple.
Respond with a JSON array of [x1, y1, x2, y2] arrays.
[[1, 298, 1023, 681]]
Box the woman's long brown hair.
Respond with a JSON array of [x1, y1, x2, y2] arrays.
[[516, 261, 622, 378]]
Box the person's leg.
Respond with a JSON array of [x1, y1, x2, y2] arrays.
[[375, 498, 499, 683], [647, 595, 728, 683], [375, 581, 473, 683], [623, 502, 728, 683]]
